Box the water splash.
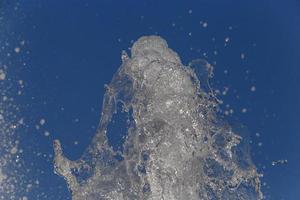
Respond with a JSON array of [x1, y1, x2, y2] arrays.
[[54, 36, 262, 200]]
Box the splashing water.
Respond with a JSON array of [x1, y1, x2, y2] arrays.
[[53, 36, 263, 200]]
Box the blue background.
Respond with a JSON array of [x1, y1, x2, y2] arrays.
[[1, 0, 300, 199]]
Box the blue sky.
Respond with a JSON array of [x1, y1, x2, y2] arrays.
[[1, 0, 300, 199]]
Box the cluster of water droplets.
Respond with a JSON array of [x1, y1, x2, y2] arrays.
[[0, 52, 24, 200], [0, 7, 31, 198]]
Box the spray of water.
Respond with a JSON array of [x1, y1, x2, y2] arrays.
[[54, 36, 262, 200]]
